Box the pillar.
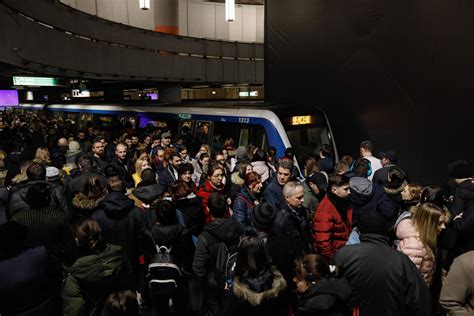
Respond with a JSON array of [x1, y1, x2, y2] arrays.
[[154, 0, 179, 35]]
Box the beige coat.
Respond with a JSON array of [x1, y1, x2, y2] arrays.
[[440, 251, 474, 316]]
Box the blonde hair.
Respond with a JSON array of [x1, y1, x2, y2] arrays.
[[412, 203, 447, 257], [33, 147, 51, 164], [134, 159, 148, 177]]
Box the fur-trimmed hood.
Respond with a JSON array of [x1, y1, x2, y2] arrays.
[[72, 191, 107, 211], [383, 180, 407, 196], [231, 171, 245, 186], [233, 269, 287, 306]]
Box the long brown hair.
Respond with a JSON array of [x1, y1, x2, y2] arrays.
[[411, 203, 447, 257]]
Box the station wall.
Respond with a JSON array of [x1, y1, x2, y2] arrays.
[[60, 0, 264, 43]]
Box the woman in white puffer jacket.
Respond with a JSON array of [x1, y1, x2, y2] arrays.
[[396, 202, 448, 286]]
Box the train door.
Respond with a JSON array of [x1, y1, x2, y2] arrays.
[[194, 121, 211, 145]]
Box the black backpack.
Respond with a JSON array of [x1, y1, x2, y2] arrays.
[[147, 241, 182, 296]]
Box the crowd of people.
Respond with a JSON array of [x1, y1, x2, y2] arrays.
[[0, 111, 473, 316]]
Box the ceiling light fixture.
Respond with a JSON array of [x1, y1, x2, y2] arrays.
[[225, 0, 235, 22], [139, 0, 150, 10]]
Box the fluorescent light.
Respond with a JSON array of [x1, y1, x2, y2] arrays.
[[140, 0, 150, 10], [225, 0, 235, 22]]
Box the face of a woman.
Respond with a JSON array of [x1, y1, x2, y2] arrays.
[[250, 181, 263, 193], [210, 169, 224, 186], [293, 276, 309, 294], [222, 149, 228, 159], [139, 153, 148, 161], [201, 157, 210, 166], [142, 160, 150, 170], [246, 165, 253, 174], [437, 215, 446, 234], [180, 170, 192, 183], [401, 186, 412, 201], [199, 147, 207, 155]]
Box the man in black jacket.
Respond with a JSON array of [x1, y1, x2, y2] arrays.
[[158, 153, 181, 193], [109, 143, 134, 189], [92, 176, 150, 287], [272, 181, 311, 259], [193, 192, 244, 316], [334, 212, 432, 316]]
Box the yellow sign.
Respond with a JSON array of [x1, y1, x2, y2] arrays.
[[292, 115, 312, 125]]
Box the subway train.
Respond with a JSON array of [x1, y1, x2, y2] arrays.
[[18, 101, 338, 164]]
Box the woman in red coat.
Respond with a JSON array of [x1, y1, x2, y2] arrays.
[[196, 162, 230, 224], [312, 174, 352, 262]]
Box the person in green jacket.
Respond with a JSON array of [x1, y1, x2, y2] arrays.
[[64, 217, 135, 316]]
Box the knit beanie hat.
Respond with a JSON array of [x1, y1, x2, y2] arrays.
[[358, 212, 389, 236], [236, 146, 247, 159], [251, 203, 275, 232], [449, 161, 472, 179]]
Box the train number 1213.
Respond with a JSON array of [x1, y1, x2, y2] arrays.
[[238, 117, 250, 123]]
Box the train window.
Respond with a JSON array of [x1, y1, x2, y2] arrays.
[[213, 121, 266, 150], [286, 126, 330, 158], [195, 121, 211, 144]]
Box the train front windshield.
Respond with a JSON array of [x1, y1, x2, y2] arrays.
[[281, 111, 334, 160]]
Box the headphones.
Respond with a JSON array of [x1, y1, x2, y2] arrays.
[[349, 159, 372, 177]]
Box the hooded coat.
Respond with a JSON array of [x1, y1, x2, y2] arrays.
[[193, 217, 244, 300], [128, 183, 163, 226], [349, 177, 395, 225], [71, 189, 107, 218], [64, 244, 135, 316], [450, 180, 474, 262], [223, 269, 288, 316], [92, 192, 150, 272], [297, 277, 352, 316]]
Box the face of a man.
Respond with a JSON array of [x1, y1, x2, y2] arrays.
[[144, 136, 152, 145], [171, 156, 181, 169], [162, 136, 171, 146], [125, 138, 133, 147], [115, 144, 128, 161], [333, 184, 351, 199], [215, 154, 226, 166], [155, 150, 165, 162], [131, 136, 139, 145], [277, 167, 292, 186], [286, 186, 305, 208], [78, 132, 86, 141], [92, 142, 104, 156]]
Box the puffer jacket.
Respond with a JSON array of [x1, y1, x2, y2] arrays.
[[312, 195, 352, 261], [223, 269, 288, 316], [64, 244, 135, 316], [233, 186, 258, 236], [396, 218, 434, 285], [9, 180, 69, 218]]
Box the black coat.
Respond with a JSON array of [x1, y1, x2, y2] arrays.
[[272, 203, 311, 259], [67, 167, 107, 196], [9, 180, 69, 218], [193, 217, 244, 300], [150, 224, 195, 273], [158, 165, 178, 193], [258, 232, 296, 284], [108, 156, 134, 188], [92, 192, 150, 272], [334, 234, 432, 316], [0, 245, 62, 316], [297, 277, 351, 316], [175, 194, 205, 236]]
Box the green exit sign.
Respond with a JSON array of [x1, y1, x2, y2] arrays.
[[178, 113, 192, 119], [13, 76, 62, 87]]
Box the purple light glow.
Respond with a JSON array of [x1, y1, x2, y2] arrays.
[[0, 90, 19, 106]]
